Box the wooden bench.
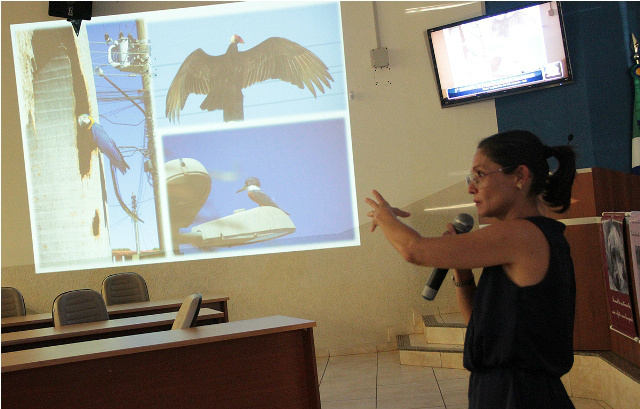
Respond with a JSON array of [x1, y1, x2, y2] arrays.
[[2, 308, 224, 352], [1, 294, 229, 333], [2, 316, 320, 409]]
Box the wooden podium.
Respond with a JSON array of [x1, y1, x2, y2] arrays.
[[543, 168, 640, 365], [2, 316, 321, 409]]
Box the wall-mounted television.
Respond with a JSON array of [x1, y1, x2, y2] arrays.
[[425, 1, 572, 107]]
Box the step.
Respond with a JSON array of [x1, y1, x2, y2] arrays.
[[399, 316, 640, 408], [397, 333, 465, 368], [397, 333, 464, 353], [397, 331, 640, 380], [414, 314, 640, 383], [421, 314, 467, 346], [397, 333, 640, 408], [422, 313, 467, 328]]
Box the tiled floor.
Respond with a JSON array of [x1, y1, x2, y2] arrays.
[[316, 351, 614, 409]]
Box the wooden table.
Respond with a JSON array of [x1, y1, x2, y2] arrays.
[[1, 294, 229, 333], [2, 316, 320, 409], [2, 308, 224, 353]]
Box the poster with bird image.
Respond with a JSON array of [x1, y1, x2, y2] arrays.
[[599, 213, 638, 339]]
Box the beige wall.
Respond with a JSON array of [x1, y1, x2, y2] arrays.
[[1, 1, 497, 354]]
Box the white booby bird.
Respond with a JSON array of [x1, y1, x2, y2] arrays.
[[236, 177, 288, 214]]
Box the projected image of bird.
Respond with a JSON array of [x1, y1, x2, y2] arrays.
[[77, 114, 143, 223], [78, 114, 129, 174], [165, 34, 334, 122], [237, 177, 288, 214]]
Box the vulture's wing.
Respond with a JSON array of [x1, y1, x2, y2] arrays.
[[165, 48, 224, 122], [237, 37, 334, 97]]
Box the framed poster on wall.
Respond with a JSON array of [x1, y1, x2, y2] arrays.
[[628, 211, 640, 331], [600, 212, 638, 339]]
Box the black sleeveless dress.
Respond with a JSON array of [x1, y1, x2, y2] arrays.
[[463, 216, 576, 409]]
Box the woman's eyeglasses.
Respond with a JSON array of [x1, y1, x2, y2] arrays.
[[466, 166, 514, 186]]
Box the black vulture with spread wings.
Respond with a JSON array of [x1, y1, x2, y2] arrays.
[[165, 34, 334, 122]]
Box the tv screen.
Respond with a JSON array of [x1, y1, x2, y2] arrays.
[[11, 1, 358, 274], [425, 1, 572, 107]]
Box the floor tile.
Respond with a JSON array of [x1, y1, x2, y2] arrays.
[[321, 372, 377, 390], [328, 352, 378, 366], [318, 351, 613, 409], [442, 390, 468, 408], [400, 350, 442, 367], [320, 398, 377, 409], [433, 367, 470, 380], [377, 388, 444, 409], [377, 362, 439, 387], [319, 383, 376, 402], [317, 356, 329, 381], [377, 380, 440, 396], [571, 397, 610, 409], [571, 354, 605, 400], [377, 369, 439, 387], [436, 377, 468, 393]]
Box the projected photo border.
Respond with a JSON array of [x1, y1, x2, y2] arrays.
[[11, 1, 358, 274]]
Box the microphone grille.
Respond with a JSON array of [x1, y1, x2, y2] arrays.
[[453, 213, 474, 234]]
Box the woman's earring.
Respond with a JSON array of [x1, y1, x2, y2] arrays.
[[516, 182, 523, 190]]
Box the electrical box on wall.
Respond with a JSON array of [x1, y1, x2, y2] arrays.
[[370, 47, 389, 68]]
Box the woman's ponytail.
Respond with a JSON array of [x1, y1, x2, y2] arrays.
[[542, 145, 576, 213]]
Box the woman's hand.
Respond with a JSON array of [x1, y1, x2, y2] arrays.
[[442, 223, 457, 237], [365, 190, 411, 232]]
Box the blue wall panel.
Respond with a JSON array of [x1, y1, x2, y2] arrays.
[[486, 1, 639, 172]]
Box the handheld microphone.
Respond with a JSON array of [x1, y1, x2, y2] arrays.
[[421, 213, 474, 301]]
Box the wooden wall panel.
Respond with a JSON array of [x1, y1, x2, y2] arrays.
[[565, 223, 610, 350], [592, 168, 640, 214], [2, 324, 321, 409]]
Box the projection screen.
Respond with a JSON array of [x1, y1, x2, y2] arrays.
[[11, 1, 358, 274]]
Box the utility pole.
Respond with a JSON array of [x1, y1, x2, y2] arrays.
[[136, 19, 166, 253], [132, 193, 140, 258]]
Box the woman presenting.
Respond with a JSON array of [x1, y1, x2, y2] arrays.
[[366, 130, 577, 409]]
